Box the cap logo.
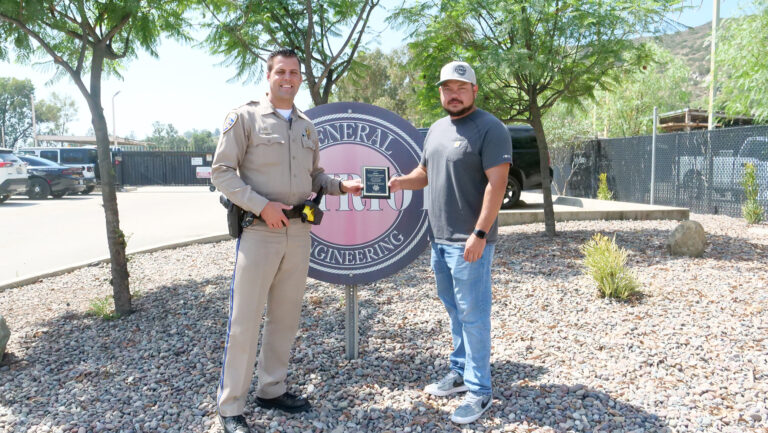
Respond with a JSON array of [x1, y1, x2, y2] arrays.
[[454, 65, 467, 76]]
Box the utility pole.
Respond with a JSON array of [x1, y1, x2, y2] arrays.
[[112, 90, 121, 147], [651, 106, 657, 205], [707, 0, 720, 130], [1, 124, 5, 148], [30, 95, 37, 146]]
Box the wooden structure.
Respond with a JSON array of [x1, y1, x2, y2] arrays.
[[658, 108, 754, 132]]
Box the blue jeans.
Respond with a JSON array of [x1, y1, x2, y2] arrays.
[[430, 241, 495, 396]]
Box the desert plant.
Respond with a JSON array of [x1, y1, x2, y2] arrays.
[[87, 295, 120, 320], [597, 173, 613, 200], [581, 233, 639, 299], [741, 163, 765, 224]]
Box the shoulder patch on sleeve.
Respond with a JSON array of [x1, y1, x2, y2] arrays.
[[222, 112, 238, 134]]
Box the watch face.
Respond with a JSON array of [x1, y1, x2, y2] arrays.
[[474, 229, 486, 239]]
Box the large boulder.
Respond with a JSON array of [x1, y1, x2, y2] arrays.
[[0, 314, 9, 362], [667, 220, 707, 257]]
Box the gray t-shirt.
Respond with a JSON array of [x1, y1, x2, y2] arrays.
[[421, 109, 512, 244]]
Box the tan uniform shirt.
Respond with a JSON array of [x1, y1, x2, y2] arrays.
[[212, 95, 341, 217]]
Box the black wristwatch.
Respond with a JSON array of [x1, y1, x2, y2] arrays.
[[473, 229, 487, 239]]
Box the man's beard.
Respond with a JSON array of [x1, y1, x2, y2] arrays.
[[443, 98, 475, 117]]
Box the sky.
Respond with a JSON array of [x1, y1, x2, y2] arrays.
[[0, 0, 752, 141]]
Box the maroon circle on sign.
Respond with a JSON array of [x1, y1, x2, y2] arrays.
[[306, 102, 428, 286]]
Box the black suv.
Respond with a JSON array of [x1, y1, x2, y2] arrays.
[[418, 125, 552, 208]]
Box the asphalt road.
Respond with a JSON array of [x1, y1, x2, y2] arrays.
[[0, 186, 227, 289]]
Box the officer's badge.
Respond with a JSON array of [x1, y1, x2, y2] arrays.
[[305, 127, 311, 139], [222, 112, 238, 134], [454, 141, 462, 147]]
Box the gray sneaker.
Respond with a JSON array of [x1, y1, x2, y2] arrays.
[[424, 370, 469, 396], [450, 392, 492, 424]]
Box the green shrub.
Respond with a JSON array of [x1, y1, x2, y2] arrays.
[[597, 173, 613, 200], [87, 295, 121, 320], [581, 233, 639, 299], [741, 163, 765, 224]]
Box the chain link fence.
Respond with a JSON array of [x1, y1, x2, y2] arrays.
[[551, 125, 768, 217]]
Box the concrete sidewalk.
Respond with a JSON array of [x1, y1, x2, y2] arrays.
[[1, 186, 228, 290], [499, 192, 689, 226], [0, 188, 688, 291]]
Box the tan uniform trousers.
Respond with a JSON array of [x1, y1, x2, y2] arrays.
[[217, 221, 311, 416]]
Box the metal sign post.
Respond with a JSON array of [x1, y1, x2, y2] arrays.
[[344, 285, 359, 360]]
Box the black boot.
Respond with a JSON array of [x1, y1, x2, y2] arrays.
[[218, 414, 251, 433], [256, 392, 311, 413]]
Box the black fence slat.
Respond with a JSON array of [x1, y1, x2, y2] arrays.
[[118, 151, 214, 186], [557, 125, 768, 217]]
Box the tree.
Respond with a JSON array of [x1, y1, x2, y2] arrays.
[[394, 0, 681, 236], [542, 102, 593, 196], [0, 77, 34, 149], [0, 1, 193, 316], [332, 47, 431, 126], [147, 121, 189, 150], [543, 42, 692, 194], [185, 129, 217, 152], [0, 78, 70, 148], [202, 0, 381, 106], [716, 0, 768, 122], [37, 93, 79, 135], [595, 42, 691, 137]]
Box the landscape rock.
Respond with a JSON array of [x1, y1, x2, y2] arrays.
[[666, 220, 707, 257]]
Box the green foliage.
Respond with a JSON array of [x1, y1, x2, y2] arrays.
[[145, 122, 217, 151], [741, 162, 765, 224], [527, 44, 692, 141], [202, 0, 381, 105], [36, 93, 78, 136], [716, 0, 768, 122], [595, 43, 692, 137], [332, 47, 433, 126], [581, 233, 639, 300], [0, 77, 34, 149], [87, 295, 121, 320], [0, 1, 193, 83], [597, 173, 613, 200], [0, 78, 78, 149], [392, 0, 681, 124], [0, 0, 197, 317]]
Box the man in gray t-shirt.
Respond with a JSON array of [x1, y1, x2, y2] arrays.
[[389, 61, 511, 425], [421, 109, 511, 244]]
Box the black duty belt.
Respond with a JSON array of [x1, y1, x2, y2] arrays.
[[219, 188, 326, 238]]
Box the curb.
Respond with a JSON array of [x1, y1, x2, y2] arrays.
[[0, 234, 231, 293]]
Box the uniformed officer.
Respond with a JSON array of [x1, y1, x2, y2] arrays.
[[212, 48, 362, 433]]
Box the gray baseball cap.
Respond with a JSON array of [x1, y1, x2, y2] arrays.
[[436, 61, 477, 86]]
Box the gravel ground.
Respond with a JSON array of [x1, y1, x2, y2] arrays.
[[1, 214, 767, 433]]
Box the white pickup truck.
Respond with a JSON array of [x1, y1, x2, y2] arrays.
[[679, 136, 768, 201]]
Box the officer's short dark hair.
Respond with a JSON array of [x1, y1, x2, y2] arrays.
[[267, 48, 300, 73]]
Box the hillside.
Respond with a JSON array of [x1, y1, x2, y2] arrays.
[[647, 22, 713, 106]]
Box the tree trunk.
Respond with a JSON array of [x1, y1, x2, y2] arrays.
[[529, 101, 556, 237], [87, 49, 132, 315]]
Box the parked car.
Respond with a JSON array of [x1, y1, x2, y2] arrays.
[[0, 149, 28, 203], [16, 154, 86, 199], [16, 146, 99, 194], [679, 136, 768, 201], [418, 124, 552, 207]]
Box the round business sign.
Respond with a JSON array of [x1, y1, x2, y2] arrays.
[[305, 102, 428, 285]]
